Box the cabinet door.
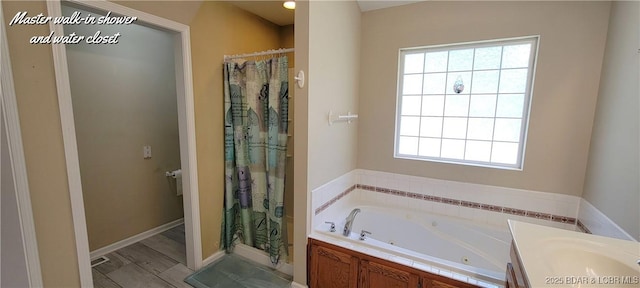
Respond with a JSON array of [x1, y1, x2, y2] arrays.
[[309, 242, 359, 288], [360, 260, 420, 288], [505, 263, 520, 288]]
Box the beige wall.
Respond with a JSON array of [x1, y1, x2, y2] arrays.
[[3, 1, 82, 285], [292, 0, 309, 284], [357, 1, 611, 196], [583, 1, 639, 240], [113, 0, 201, 25], [292, 0, 363, 283], [280, 24, 295, 68], [189, 1, 282, 258], [4, 1, 201, 285], [2, 0, 287, 285], [308, 0, 361, 190], [292, 0, 361, 283], [64, 5, 183, 250]]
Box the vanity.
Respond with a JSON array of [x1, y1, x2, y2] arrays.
[[506, 220, 640, 288]]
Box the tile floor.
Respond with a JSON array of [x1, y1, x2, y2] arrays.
[[184, 254, 292, 288], [93, 220, 296, 288], [92, 224, 193, 288]]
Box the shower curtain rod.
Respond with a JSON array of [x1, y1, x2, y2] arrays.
[[224, 48, 294, 60]]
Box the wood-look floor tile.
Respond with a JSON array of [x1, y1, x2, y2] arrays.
[[141, 234, 187, 265], [107, 263, 174, 288], [161, 225, 186, 246], [92, 268, 122, 288], [116, 242, 178, 275], [158, 263, 194, 288], [95, 252, 132, 275]]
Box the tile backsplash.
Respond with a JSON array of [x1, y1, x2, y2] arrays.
[[356, 170, 580, 218]]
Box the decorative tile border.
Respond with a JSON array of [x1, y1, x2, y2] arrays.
[[314, 185, 356, 215], [315, 183, 578, 226]]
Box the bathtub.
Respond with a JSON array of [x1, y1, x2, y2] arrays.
[[311, 205, 512, 287]]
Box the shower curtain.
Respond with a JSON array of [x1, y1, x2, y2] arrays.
[[222, 56, 289, 264]]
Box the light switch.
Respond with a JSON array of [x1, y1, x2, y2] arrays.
[[143, 145, 152, 159]]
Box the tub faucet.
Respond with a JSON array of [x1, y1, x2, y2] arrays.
[[343, 208, 361, 236], [359, 230, 371, 241]]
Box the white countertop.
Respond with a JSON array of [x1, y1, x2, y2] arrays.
[[508, 220, 640, 288]]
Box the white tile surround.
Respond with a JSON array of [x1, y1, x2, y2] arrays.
[[577, 198, 636, 241], [311, 169, 636, 242], [313, 169, 582, 232]]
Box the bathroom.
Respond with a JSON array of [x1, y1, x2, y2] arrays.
[[307, 0, 630, 233], [301, 0, 638, 287], [0, 0, 637, 288]]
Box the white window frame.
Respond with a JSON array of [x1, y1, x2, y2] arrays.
[[394, 36, 540, 170]]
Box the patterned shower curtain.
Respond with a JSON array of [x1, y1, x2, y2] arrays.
[[222, 56, 289, 264]]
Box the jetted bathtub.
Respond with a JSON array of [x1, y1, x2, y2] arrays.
[[312, 205, 513, 287]]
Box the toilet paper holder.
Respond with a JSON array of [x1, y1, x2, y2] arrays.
[[165, 169, 182, 178], [165, 169, 183, 196]]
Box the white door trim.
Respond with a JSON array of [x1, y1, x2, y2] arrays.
[[46, 1, 202, 286], [1, 3, 44, 287]]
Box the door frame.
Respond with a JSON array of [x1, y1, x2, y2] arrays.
[[1, 3, 44, 287], [46, 0, 202, 286]]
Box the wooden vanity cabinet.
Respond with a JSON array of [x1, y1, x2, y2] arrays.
[[505, 241, 529, 288], [308, 240, 359, 288], [308, 238, 480, 288], [360, 259, 420, 288]]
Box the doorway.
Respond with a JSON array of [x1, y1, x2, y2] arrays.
[[62, 2, 184, 254], [47, 0, 201, 286]]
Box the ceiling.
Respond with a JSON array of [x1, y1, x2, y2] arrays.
[[227, 0, 425, 27], [357, 0, 425, 12]]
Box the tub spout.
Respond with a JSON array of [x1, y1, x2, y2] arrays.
[[343, 208, 361, 236]]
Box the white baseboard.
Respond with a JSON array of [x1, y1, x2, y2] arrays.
[[234, 243, 294, 276], [89, 218, 184, 260], [201, 250, 226, 267], [290, 281, 308, 288]]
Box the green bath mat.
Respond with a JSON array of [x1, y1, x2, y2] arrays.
[[184, 254, 292, 288]]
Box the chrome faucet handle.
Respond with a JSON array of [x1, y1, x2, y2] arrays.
[[359, 230, 371, 241], [325, 221, 336, 232]]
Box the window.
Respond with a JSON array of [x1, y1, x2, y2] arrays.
[[395, 36, 538, 169]]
